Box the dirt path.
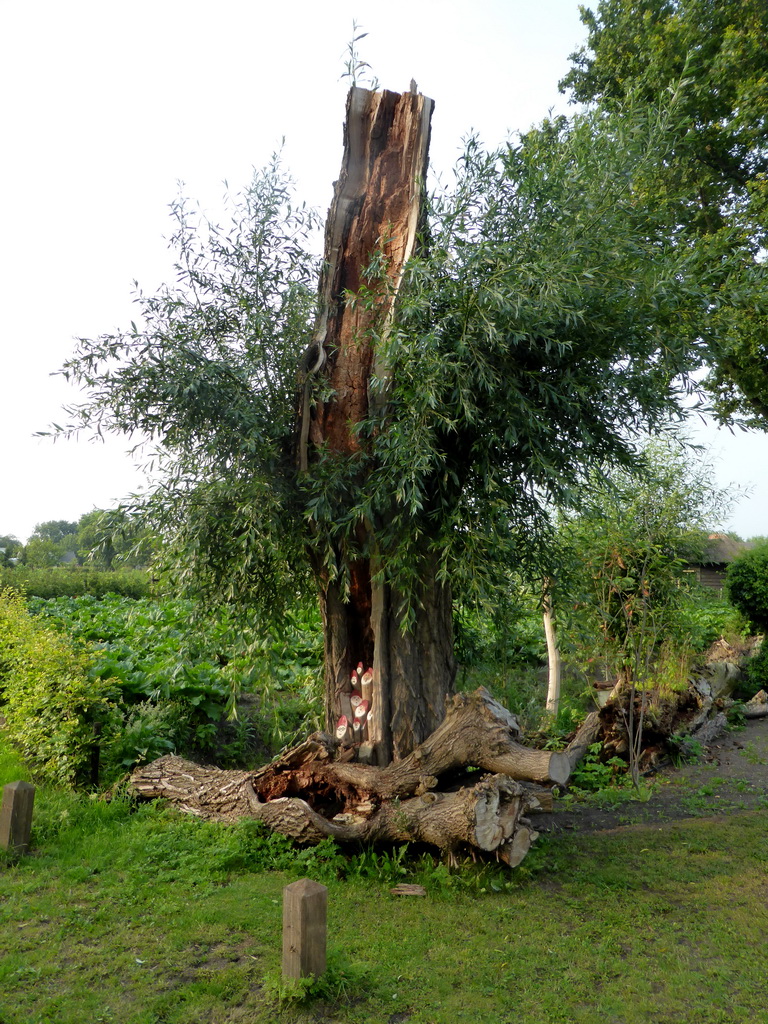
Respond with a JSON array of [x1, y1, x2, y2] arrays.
[[535, 715, 768, 835]]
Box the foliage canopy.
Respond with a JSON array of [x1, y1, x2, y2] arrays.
[[561, 0, 768, 424], [55, 91, 768, 624]]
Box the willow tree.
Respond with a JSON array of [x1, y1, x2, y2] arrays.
[[58, 83, 768, 763], [560, 0, 768, 424]]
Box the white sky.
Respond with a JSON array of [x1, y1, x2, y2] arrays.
[[1, 0, 766, 542]]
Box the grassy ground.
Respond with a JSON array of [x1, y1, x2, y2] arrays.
[[2, 735, 768, 1024]]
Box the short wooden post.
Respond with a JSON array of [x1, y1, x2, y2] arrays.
[[282, 878, 327, 979], [0, 781, 35, 855], [90, 722, 102, 787]]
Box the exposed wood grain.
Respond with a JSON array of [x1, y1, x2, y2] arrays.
[[130, 688, 567, 868]]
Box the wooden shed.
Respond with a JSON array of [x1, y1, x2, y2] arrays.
[[690, 533, 752, 592]]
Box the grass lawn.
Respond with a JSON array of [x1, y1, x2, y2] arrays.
[[2, 737, 767, 1024]]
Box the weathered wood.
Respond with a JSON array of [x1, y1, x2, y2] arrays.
[[133, 755, 538, 864], [391, 883, 426, 896], [298, 84, 452, 764], [519, 785, 555, 813], [251, 688, 569, 804], [578, 667, 744, 772], [743, 690, 768, 718], [689, 711, 728, 745], [282, 878, 327, 980], [130, 688, 565, 867], [0, 781, 35, 855], [306, 85, 434, 465], [566, 711, 603, 771]]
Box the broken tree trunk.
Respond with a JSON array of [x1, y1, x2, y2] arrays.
[[565, 710, 603, 772], [130, 688, 568, 867], [297, 83, 453, 765]]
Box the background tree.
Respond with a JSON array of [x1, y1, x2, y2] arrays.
[[0, 535, 22, 565], [57, 85, 768, 762], [725, 543, 768, 695], [555, 440, 732, 782], [560, 0, 768, 424], [557, 440, 732, 682], [29, 520, 79, 545], [24, 520, 79, 568], [75, 509, 158, 569]]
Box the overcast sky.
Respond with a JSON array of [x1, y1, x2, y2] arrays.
[[2, 0, 766, 542]]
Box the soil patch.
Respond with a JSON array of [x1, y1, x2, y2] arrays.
[[535, 715, 768, 835]]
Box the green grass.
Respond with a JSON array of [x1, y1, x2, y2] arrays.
[[2, 735, 768, 1024]]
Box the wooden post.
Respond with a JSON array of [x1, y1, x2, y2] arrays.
[[0, 781, 35, 855], [282, 878, 327, 980], [90, 722, 102, 787]]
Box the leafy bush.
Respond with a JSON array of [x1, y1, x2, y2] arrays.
[[0, 589, 119, 785], [0, 565, 150, 599], [106, 701, 181, 771], [726, 546, 768, 632], [744, 641, 768, 693], [27, 593, 324, 776], [570, 742, 632, 793], [675, 586, 749, 652], [28, 595, 240, 772], [454, 599, 546, 668]]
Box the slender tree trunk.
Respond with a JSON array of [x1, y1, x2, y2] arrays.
[[543, 582, 561, 716], [300, 85, 450, 764]]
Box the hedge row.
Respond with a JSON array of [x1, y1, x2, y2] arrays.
[[0, 566, 151, 600]]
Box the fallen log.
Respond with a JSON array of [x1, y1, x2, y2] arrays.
[[132, 756, 538, 867], [565, 710, 602, 772], [569, 668, 745, 773], [130, 687, 564, 867]]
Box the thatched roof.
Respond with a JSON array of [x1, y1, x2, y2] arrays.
[[699, 533, 752, 566]]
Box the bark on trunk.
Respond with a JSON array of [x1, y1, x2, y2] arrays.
[[298, 84, 449, 763], [542, 584, 561, 717], [130, 688, 568, 868], [565, 710, 603, 772]]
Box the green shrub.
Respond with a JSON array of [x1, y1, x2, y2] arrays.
[[454, 599, 546, 668], [570, 742, 633, 793], [29, 594, 237, 773], [0, 565, 150, 599], [0, 589, 119, 785], [726, 546, 768, 632], [744, 641, 768, 693], [27, 593, 324, 773]]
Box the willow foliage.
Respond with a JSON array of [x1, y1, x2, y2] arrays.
[[56, 96, 768, 621], [561, 0, 768, 424]]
